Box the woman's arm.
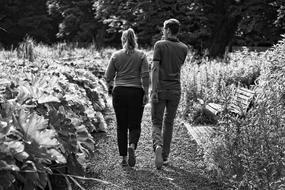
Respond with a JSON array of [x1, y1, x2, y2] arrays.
[[104, 54, 116, 93], [141, 53, 150, 94]]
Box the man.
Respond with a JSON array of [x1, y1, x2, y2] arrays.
[[151, 18, 188, 169]]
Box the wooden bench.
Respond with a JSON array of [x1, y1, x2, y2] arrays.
[[186, 87, 255, 148], [205, 87, 255, 117]]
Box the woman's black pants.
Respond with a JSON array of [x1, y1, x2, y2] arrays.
[[112, 86, 144, 156]]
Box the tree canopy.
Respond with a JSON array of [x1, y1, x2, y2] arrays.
[[0, 0, 284, 57]]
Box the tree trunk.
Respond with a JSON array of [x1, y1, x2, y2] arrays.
[[207, 0, 243, 58], [95, 27, 105, 50], [208, 15, 240, 58]]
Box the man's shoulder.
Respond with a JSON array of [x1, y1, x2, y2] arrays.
[[154, 40, 167, 46], [179, 41, 188, 48], [179, 42, 188, 52]]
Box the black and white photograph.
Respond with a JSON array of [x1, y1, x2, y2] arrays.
[[0, 0, 285, 189]]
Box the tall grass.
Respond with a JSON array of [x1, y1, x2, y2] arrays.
[[180, 40, 285, 189], [179, 48, 263, 124]]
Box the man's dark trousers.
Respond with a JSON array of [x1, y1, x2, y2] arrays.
[[151, 90, 180, 160]]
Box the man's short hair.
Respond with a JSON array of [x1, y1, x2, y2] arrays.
[[163, 19, 181, 35]]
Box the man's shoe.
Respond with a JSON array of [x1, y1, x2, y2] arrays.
[[128, 147, 136, 167], [155, 146, 163, 169]]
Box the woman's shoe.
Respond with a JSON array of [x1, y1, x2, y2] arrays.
[[128, 147, 136, 167], [163, 159, 169, 166], [155, 146, 163, 169], [121, 159, 128, 167]]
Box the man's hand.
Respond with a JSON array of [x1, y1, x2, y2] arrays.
[[151, 91, 159, 103]]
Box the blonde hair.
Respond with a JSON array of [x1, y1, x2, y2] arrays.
[[121, 28, 138, 54]]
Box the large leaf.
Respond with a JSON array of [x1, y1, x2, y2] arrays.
[[16, 74, 61, 105], [0, 121, 10, 139], [16, 85, 32, 105], [76, 125, 95, 157], [0, 120, 30, 162], [4, 141, 29, 162], [13, 110, 66, 164], [0, 158, 19, 171], [48, 109, 77, 155]]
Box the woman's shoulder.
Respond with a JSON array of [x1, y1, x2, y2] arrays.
[[135, 49, 147, 58], [111, 49, 125, 58]]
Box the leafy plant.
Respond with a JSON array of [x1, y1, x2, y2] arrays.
[[198, 37, 285, 189], [0, 46, 110, 189]]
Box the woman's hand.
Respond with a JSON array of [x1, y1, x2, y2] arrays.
[[143, 93, 149, 106], [106, 81, 113, 95], [150, 91, 159, 103]]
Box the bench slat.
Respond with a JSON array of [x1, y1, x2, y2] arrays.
[[229, 101, 247, 108], [234, 93, 252, 102], [229, 104, 246, 115], [237, 89, 254, 98], [239, 87, 255, 95], [206, 103, 223, 115], [231, 99, 250, 107]]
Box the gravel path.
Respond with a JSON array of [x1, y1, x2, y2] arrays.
[[83, 104, 222, 190]]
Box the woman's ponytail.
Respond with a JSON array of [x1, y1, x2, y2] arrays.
[[121, 28, 138, 54]]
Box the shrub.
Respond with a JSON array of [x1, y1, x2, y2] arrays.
[[179, 49, 262, 124], [202, 38, 285, 189]]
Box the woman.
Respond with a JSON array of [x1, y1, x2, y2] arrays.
[[105, 28, 149, 167]]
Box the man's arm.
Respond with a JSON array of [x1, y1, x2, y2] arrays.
[[141, 54, 150, 95], [151, 60, 159, 99], [151, 41, 160, 102]]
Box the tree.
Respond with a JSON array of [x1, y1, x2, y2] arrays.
[[47, 0, 105, 47], [192, 0, 283, 58], [94, 0, 283, 57], [94, 0, 202, 46], [0, 0, 58, 47], [274, 0, 285, 30]]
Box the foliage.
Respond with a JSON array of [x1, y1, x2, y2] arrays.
[[181, 37, 285, 188], [274, 0, 285, 29], [94, 0, 284, 57], [0, 0, 285, 57], [179, 49, 262, 123], [0, 0, 58, 47], [188, 0, 283, 57], [0, 45, 109, 189], [47, 0, 104, 43]]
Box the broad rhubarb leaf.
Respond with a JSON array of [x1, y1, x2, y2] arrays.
[[76, 125, 95, 155], [13, 110, 66, 164]]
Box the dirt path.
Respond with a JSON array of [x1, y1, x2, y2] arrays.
[[83, 104, 222, 190]]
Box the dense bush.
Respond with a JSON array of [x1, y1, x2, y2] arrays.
[[179, 48, 263, 125], [181, 38, 285, 189]]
